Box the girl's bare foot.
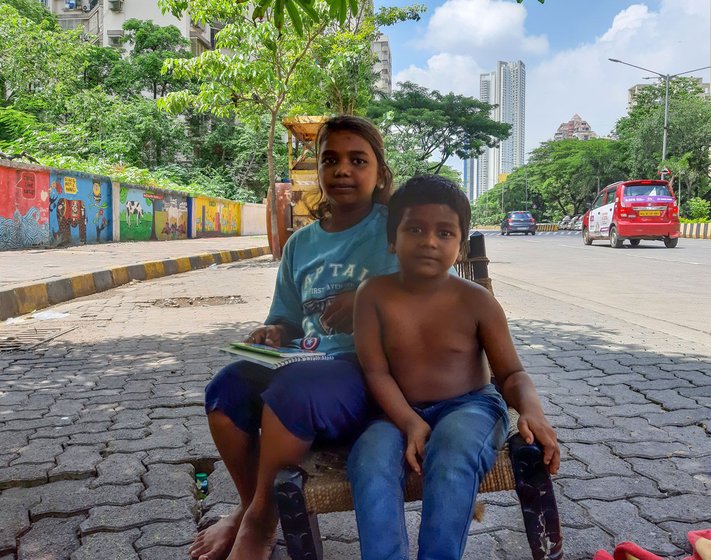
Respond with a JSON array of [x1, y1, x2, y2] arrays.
[[189, 507, 244, 560], [226, 506, 278, 560]]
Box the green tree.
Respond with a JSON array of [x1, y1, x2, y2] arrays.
[[369, 81, 511, 174], [160, 0, 541, 35], [0, 3, 85, 104], [119, 19, 192, 99], [687, 197, 710, 221], [293, 4, 424, 116]]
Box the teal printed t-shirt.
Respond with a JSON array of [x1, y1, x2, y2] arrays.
[[266, 203, 399, 354]]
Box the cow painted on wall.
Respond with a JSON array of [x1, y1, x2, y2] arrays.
[[119, 184, 188, 241]]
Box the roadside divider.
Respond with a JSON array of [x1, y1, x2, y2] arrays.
[[680, 223, 711, 239], [0, 246, 271, 321]]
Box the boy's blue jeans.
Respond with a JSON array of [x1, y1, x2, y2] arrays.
[[347, 384, 509, 560]]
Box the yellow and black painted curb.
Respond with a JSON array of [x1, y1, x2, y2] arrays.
[[0, 246, 271, 321], [536, 223, 559, 232], [680, 222, 711, 239]]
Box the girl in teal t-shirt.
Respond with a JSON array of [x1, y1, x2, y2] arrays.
[[192, 116, 398, 560]]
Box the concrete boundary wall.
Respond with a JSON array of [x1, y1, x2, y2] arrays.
[[0, 246, 271, 320], [0, 159, 267, 249]]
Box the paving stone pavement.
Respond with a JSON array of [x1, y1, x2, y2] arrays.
[[0, 255, 709, 559]]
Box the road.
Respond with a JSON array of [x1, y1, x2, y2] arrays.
[[0, 239, 709, 559], [480, 232, 711, 351]]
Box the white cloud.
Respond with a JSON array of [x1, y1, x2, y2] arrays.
[[395, 53, 484, 95], [424, 0, 548, 58], [394, 0, 709, 159], [527, 0, 708, 151]]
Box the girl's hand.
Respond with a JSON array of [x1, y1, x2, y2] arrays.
[[517, 414, 560, 475], [321, 291, 356, 333], [246, 325, 287, 348], [404, 417, 431, 475]]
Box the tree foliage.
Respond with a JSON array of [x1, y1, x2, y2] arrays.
[[159, 0, 540, 35], [369, 81, 511, 175]]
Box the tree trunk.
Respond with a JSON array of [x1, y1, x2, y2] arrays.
[[267, 110, 279, 258]]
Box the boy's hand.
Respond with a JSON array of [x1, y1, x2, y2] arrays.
[[404, 417, 431, 476], [320, 291, 356, 333], [518, 414, 560, 474], [246, 325, 287, 348]]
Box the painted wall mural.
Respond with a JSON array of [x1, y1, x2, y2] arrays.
[[0, 163, 51, 250], [119, 185, 189, 241], [194, 196, 241, 238], [49, 171, 112, 246]]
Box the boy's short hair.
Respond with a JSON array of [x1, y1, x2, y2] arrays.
[[387, 175, 471, 252]]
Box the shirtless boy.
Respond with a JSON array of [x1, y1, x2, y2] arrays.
[[347, 174, 560, 560]]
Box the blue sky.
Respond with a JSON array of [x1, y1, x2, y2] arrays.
[[374, 0, 708, 164]]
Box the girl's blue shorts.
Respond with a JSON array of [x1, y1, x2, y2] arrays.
[[204, 354, 372, 443]]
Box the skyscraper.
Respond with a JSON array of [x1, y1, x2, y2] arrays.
[[466, 61, 526, 201]]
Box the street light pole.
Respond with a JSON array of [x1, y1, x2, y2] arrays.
[[608, 59, 711, 180]]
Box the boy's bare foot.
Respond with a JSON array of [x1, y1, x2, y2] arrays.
[[226, 507, 278, 560], [189, 507, 244, 560]]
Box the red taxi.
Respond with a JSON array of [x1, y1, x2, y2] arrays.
[[582, 180, 680, 248]]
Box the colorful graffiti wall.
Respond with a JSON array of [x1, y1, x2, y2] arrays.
[[118, 185, 189, 241], [194, 197, 241, 238], [48, 171, 112, 246], [0, 163, 51, 250]]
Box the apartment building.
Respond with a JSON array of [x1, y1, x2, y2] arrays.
[[464, 60, 526, 201], [38, 0, 212, 55], [553, 113, 598, 141], [627, 77, 711, 109], [371, 34, 392, 95]]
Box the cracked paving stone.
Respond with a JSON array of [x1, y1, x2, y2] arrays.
[[628, 457, 709, 494], [646, 408, 710, 428], [581, 500, 681, 556], [138, 544, 192, 560], [462, 532, 499, 559], [567, 443, 635, 477], [608, 440, 696, 459], [468, 502, 524, 535], [91, 452, 147, 488], [149, 406, 204, 419], [201, 461, 240, 513], [10, 438, 65, 466], [0, 487, 42, 554], [0, 463, 52, 490], [631, 494, 711, 524], [31, 480, 142, 518], [18, 515, 84, 560], [660, 521, 711, 553], [70, 428, 143, 445], [141, 463, 196, 500], [31, 422, 111, 439], [80, 498, 197, 535], [134, 520, 196, 550], [107, 435, 188, 453], [556, 526, 615, 560], [559, 475, 661, 501], [49, 444, 104, 481], [70, 529, 140, 560]]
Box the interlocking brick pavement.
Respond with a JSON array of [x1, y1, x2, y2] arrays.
[[0, 255, 708, 559]]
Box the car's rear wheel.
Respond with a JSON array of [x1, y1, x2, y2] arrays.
[[629, 239, 641, 247], [583, 227, 593, 245], [609, 226, 623, 248], [664, 237, 678, 248]]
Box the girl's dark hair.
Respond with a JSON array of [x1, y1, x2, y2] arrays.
[[307, 115, 393, 220], [387, 174, 471, 253]]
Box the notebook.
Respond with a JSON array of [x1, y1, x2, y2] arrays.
[[219, 342, 333, 369]]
